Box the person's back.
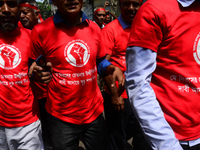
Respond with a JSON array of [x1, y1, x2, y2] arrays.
[[129, 0, 200, 140], [126, 0, 200, 149]]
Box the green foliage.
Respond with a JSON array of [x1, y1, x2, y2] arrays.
[[37, 0, 54, 20]]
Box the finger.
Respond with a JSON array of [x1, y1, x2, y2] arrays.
[[121, 104, 124, 111], [121, 76, 125, 87], [114, 105, 120, 111], [40, 71, 51, 76], [28, 62, 37, 78], [41, 74, 52, 81], [46, 62, 53, 73], [33, 65, 44, 72], [117, 73, 124, 87], [111, 74, 117, 88], [28, 65, 34, 78], [43, 79, 52, 84], [116, 105, 121, 111], [117, 84, 125, 96]]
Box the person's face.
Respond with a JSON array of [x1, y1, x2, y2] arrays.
[[105, 15, 111, 24], [120, 0, 141, 24], [52, 0, 83, 17], [0, 0, 18, 32], [19, 7, 38, 30], [94, 10, 106, 27]]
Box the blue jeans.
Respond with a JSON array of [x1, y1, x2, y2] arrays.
[[47, 113, 106, 150]]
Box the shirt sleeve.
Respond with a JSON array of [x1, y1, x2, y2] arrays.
[[101, 27, 115, 55], [29, 27, 44, 60], [125, 46, 183, 150], [97, 57, 112, 76], [128, 3, 164, 52]]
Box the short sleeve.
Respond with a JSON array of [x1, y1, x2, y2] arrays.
[[101, 27, 115, 55], [95, 26, 106, 59], [128, 3, 164, 52], [30, 27, 44, 60]]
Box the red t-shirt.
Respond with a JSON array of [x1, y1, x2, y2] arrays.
[[0, 27, 39, 127], [30, 17, 105, 125], [31, 81, 47, 100], [18, 21, 47, 100], [128, 0, 200, 141], [101, 19, 130, 98]]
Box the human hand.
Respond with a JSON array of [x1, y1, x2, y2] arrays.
[[111, 95, 124, 111], [109, 65, 125, 96], [104, 1, 109, 8], [28, 61, 53, 84]]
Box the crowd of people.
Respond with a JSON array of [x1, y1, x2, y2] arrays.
[[1, 0, 200, 150]]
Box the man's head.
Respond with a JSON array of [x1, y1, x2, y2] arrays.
[[18, 0, 39, 30], [93, 7, 106, 27], [119, 0, 142, 24], [0, 0, 19, 32], [105, 14, 111, 24], [52, 0, 83, 19]]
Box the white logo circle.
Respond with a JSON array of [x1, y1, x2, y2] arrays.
[[0, 44, 21, 70], [64, 40, 90, 67], [193, 32, 200, 65]]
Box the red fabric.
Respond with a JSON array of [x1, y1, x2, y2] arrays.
[[31, 82, 47, 100], [128, 0, 200, 141], [18, 21, 23, 28], [19, 3, 38, 10], [94, 8, 106, 15], [0, 27, 39, 127], [38, 13, 43, 23], [30, 17, 104, 125], [120, 0, 142, 2], [101, 19, 130, 98]]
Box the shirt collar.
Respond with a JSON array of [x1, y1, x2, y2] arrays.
[[177, 0, 196, 7], [118, 15, 131, 29], [53, 10, 88, 26], [93, 21, 105, 28]]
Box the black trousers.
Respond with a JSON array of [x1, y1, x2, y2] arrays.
[[103, 92, 152, 150], [181, 143, 200, 150], [38, 98, 52, 149], [47, 113, 106, 150]]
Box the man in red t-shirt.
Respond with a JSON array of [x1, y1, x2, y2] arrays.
[[28, 0, 124, 149], [126, 0, 200, 149], [101, 0, 151, 150], [93, 6, 106, 28], [0, 0, 43, 149]]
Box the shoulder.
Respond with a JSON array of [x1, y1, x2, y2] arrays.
[[142, 0, 178, 14], [87, 20, 101, 34], [88, 20, 101, 29], [20, 27, 31, 36], [33, 16, 54, 34], [102, 19, 120, 33]]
